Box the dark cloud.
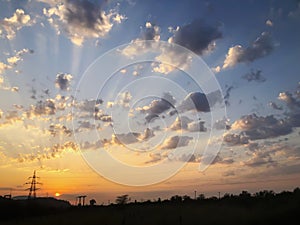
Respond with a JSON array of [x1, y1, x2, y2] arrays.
[[43, 0, 125, 45], [138, 92, 176, 123], [223, 85, 234, 106], [175, 90, 222, 113], [55, 73, 72, 91], [169, 19, 222, 55], [223, 32, 275, 68], [242, 70, 266, 82]]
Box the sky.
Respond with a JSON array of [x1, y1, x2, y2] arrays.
[[0, 0, 300, 204]]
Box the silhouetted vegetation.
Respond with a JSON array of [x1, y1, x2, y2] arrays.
[[1, 188, 300, 225]]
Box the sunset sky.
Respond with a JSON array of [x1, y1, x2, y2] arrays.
[[0, 0, 300, 204]]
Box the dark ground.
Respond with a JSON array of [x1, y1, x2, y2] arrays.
[[1, 188, 300, 225]]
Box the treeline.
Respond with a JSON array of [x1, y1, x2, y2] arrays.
[[113, 187, 300, 206]]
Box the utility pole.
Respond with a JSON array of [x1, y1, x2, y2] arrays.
[[25, 170, 42, 199], [194, 190, 197, 200]]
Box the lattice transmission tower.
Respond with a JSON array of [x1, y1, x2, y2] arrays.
[[25, 170, 42, 199]]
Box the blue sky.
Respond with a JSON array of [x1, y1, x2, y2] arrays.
[[0, 0, 300, 202]]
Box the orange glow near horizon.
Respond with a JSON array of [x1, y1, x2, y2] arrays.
[[55, 192, 61, 197]]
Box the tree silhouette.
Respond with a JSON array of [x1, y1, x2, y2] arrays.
[[89, 199, 96, 206], [116, 195, 130, 205]]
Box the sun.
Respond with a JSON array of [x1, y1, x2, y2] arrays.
[[55, 192, 61, 197]]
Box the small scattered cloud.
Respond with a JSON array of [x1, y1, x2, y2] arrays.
[[242, 69, 266, 82], [55, 73, 73, 91], [222, 32, 275, 69], [117, 91, 132, 108], [0, 48, 33, 75], [266, 19, 273, 27], [0, 9, 33, 40], [49, 123, 72, 137]]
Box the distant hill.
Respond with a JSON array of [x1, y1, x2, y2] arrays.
[[0, 197, 71, 221]]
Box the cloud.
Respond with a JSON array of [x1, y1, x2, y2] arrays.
[[213, 117, 231, 130], [288, 2, 300, 19], [269, 102, 283, 110], [266, 19, 273, 27], [161, 135, 192, 150], [0, 9, 33, 40], [122, 22, 160, 57], [222, 32, 275, 69], [231, 113, 292, 140], [117, 91, 132, 108], [168, 19, 222, 55], [143, 22, 160, 41], [242, 150, 277, 168], [278, 92, 300, 109], [152, 47, 193, 74], [170, 116, 193, 131], [112, 128, 154, 145], [145, 153, 162, 164], [137, 92, 176, 122], [225, 84, 300, 145], [223, 85, 234, 106], [210, 155, 234, 165], [170, 116, 207, 132], [0, 48, 33, 75], [49, 123, 72, 137], [43, 0, 125, 46], [55, 73, 73, 91], [153, 19, 222, 74], [223, 133, 249, 145], [242, 70, 266, 82], [26, 99, 56, 118]]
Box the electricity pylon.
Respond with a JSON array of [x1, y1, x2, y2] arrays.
[[25, 170, 42, 199]]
